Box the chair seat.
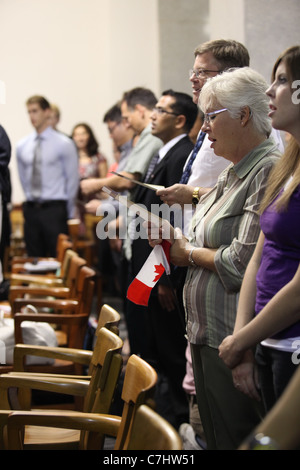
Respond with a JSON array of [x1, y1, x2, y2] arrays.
[[24, 422, 80, 449]]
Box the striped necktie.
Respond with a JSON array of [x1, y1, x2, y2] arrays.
[[179, 131, 206, 184], [144, 153, 160, 183], [31, 136, 42, 200]]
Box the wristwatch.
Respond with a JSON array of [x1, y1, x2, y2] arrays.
[[192, 187, 200, 206], [248, 433, 279, 450]]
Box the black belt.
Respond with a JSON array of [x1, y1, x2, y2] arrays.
[[24, 200, 67, 209]]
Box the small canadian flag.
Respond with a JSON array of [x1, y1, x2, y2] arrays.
[[127, 240, 171, 306]]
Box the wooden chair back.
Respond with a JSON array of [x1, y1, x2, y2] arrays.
[[67, 219, 81, 245], [9, 246, 77, 289], [67, 266, 96, 349], [9, 265, 96, 375], [80, 354, 157, 450], [8, 253, 85, 314], [3, 354, 158, 451], [114, 354, 157, 450], [79, 327, 123, 447], [97, 304, 121, 335], [77, 327, 123, 449], [55, 234, 71, 263], [67, 219, 95, 266], [55, 247, 76, 283], [10, 234, 72, 274], [127, 404, 182, 450], [63, 255, 86, 297], [4, 327, 124, 450]]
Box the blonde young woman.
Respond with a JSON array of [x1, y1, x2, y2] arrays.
[[219, 46, 300, 415]]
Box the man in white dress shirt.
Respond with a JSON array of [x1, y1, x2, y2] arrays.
[[16, 95, 78, 257], [156, 39, 283, 235]]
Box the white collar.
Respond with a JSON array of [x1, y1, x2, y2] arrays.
[[158, 134, 186, 161]]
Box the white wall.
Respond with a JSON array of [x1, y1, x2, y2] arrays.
[[1, 0, 300, 207], [210, 0, 245, 44], [0, 0, 160, 204]]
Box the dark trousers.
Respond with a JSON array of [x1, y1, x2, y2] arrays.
[[191, 344, 264, 450], [255, 343, 299, 413], [125, 263, 189, 428], [23, 201, 68, 257], [125, 265, 151, 359], [147, 292, 189, 429]]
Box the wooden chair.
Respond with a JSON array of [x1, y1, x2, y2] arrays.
[[67, 218, 104, 308], [9, 251, 83, 297], [127, 404, 182, 450], [0, 265, 96, 376], [67, 219, 95, 266], [9, 254, 86, 309], [0, 236, 74, 317], [10, 233, 71, 274], [4, 354, 157, 450], [6, 303, 120, 377], [13, 264, 96, 348], [0, 327, 124, 450], [95, 303, 120, 336], [0, 248, 78, 322], [2, 205, 26, 275], [0, 303, 120, 409]]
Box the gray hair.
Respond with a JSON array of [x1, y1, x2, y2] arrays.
[[199, 67, 272, 137]]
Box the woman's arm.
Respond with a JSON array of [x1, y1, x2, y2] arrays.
[[170, 236, 217, 272], [98, 160, 108, 178], [218, 232, 264, 368], [234, 260, 300, 350], [146, 223, 217, 272], [220, 233, 300, 369], [234, 231, 265, 332]]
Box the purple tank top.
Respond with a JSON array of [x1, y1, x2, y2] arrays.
[[256, 185, 300, 339]]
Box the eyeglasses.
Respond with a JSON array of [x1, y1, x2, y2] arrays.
[[203, 108, 228, 124], [152, 107, 179, 116], [107, 122, 119, 134], [189, 68, 220, 79]]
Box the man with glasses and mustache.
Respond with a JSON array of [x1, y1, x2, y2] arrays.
[[157, 39, 250, 234]]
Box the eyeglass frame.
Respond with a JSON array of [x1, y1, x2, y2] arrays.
[[189, 68, 220, 79], [107, 122, 120, 134], [203, 108, 228, 124], [152, 106, 180, 117]]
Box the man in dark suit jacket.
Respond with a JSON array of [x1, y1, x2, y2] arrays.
[[126, 90, 198, 429], [0, 125, 11, 280]]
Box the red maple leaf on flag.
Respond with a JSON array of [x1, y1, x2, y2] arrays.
[[153, 263, 165, 282]]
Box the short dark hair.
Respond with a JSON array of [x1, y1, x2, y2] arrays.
[[122, 87, 157, 110], [26, 95, 50, 110], [162, 89, 198, 132], [103, 102, 122, 123], [194, 39, 250, 71]]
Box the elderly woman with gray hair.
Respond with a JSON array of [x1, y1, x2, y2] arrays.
[[149, 67, 282, 449]]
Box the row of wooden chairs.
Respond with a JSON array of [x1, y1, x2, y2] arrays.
[[1, 242, 96, 376], [0, 233, 182, 450], [0, 305, 182, 450]]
